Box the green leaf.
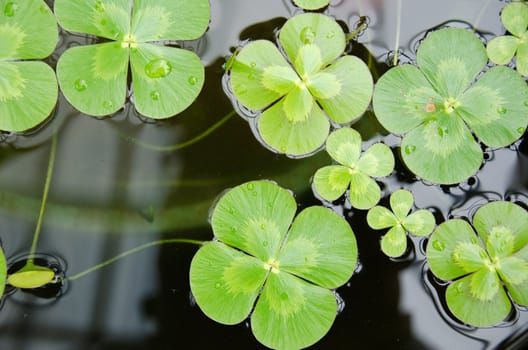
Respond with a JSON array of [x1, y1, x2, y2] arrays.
[[325, 128, 361, 168], [403, 209, 436, 237], [210, 180, 296, 262], [258, 99, 330, 156], [457, 66, 528, 147], [451, 242, 489, 274], [292, 0, 330, 10], [261, 65, 298, 95], [367, 205, 398, 230], [251, 271, 337, 350], [295, 44, 323, 78], [230, 40, 294, 111], [373, 64, 443, 134], [381, 225, 407, 258], [389, 189, 413, 220], [472, 201, 528, 255], [446, 273, 511, 327], [130, 43, 204, 119], [313, 165, 352, 201], [469, 268, 501, 301], [0, 61, 58, 132], [308, 71, 341, 100], [279, 13, 346, 69], [348, 171, 381, 210], [505, 246, 528, 306], [54, 0, 131, 41], [131, 0, 210, 42], [357, 143, 394, 178], [517, 41, 528, 76], [416, 28, 487, 98], [501, 2, 528, 37], [400, 114, 483, 184], [0, 0, 57, 60], [279, 206, 358, 288], [427, 219, 483, 280], [7, 263, 55, 289], [316, 56, 373, 124], [486, 36, 519, 65], [0, 245, 6, 297], [189, 241, 268, 325], [56, 42, 128, 116], [283, 84, 314, 122]]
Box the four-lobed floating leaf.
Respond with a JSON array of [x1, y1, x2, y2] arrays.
[[367, 189, 435, 258], [7, 262, 55, 289], [426, 201, 528, 326], [228, 13, 373, 156], [373, 27, 528, 184], [54, 0, 210, 119], [0, 0, 58, 132], [312, 127, 394, 209], [190, 180, 358, 349], [487, 2, 528, 76]]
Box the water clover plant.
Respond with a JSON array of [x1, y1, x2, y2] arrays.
[[228, 13, 373, 156], [487, 2, 528, 76], [367, 189, 435, 258], [426, 201, 528, 327], [54, 0, 210, 118], [189, 180, 358, 349], [373, 27, 528, 184], [312, 128, 394, 209], [293, 0, 330, 11], [0, 0, 58, 132]]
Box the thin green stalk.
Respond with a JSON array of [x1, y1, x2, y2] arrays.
[[28, 132, 58, 263], [64, 238, 204, 282], [122, 110, 236, 152], [393, 0, 402, 66], [472, 0, 491, 32]]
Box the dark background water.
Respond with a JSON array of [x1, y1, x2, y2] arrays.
[[0, 0, 527, 349]]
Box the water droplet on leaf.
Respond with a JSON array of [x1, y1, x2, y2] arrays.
[[214, 282, 221, 289], [247, 183, 254, 190], [230, 227, 237, 233], [252, 191, 258, 196], [250, 62, 256, 68], [262, 241, 268, 247], [150, 91, 160, 101], [479, 250, 488, 260], [404, 145, 416, 155], [103, 100, 114, 109], [524, 101, 528, 107], [497, 106, 507, 114], [145, 58, 172, 78], [432, 240, 445, 251], [228, 207, 235, 214], [437, 126, 449, 137], [518, 127, 525, 134], [326, 31, 336, 39], [188, 76, 198, 85], [74, 79, 88, 92], [4, 2, 18, 17], [300, 27, 316, 44], [95, 1, 105, 12], [280, 292, 288, 300], [454, 282, 464, 294]]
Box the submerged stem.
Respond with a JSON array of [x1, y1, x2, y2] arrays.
[[393, 0, 402, 66], [28, 132, 58, 263], [121, 109, 236, 152], [64, 238, 204, 282]]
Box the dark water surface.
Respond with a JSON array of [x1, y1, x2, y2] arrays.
[[0, 0, 527, 349]]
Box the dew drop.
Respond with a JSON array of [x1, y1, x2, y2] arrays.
[[214, 282, 221, 289], [517, 127, 525, 134], [236, 84, 247, 95], [260, 223, 266, 230], [497, 106, 507, 114], [437, 126, 449, 137], [246, 183, 254, 190], [39, 5, 47, 13], [188, 76, 198, 85], [102, 100, 114, 109], [74, 79, 88, 92], [262, 241, 268, 247], [524, 101, 528, 107], [230, 226, 237, 233], [300, 27, 316, 44], [150, 91, 160, 101], [479, 250, 488, 260], [454, 282, 464, 294], [326, 31, 336, 39], [100, 19, 107, 25], [252, 191, 258, 196], [404, 145, 416, 155], [432, 240, 445, 251], [228, 207, 235, 214], [247, 73, 256, 80], [4, 2, 18, 17], [280, 292, 288, 300], [250, 62, 256, 68], [95, 0, 105, 12], [145, 58, 172, 78]]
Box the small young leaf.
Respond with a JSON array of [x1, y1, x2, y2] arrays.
[[357, 143, 394, 178], [501, 2, 528, 37], [498, 256, 528, 286], [293, 0, 330, 10], [258, 100, 330, 156], [131, 0, 210, 42], [403, 209, 436, 237], [279, 206, 358, 288], [446, 274, 511, 327], [7, 263, 55, 289], [381, 225, 407, 258], [308, 72, 341, 100], [189, 241, 267, 325], [389, 189, 414, 220], [282, 84, 314, 122], [367, 205, 398, 230], [56, 43, 128, 116], [130, 43, 205, 119], [313, 165, 352, 201], [348, 172, 381, 210], [251, 271, 337, 350], [451, 242, 488, 274], [261, 66, 298, 95], [295, 44, 323, 78], [325, 128, 362, 168], [505, 246, 528, 306], [486, 36, 519, 65], [469, 268, 501, 301]]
